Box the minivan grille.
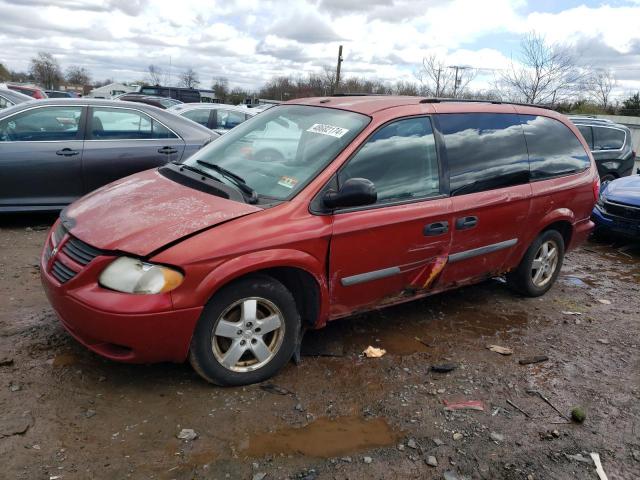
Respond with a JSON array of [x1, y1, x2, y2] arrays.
[[51, 260, 78, 284], [62, 236, 103, 266], [603, 200, 640, 221]]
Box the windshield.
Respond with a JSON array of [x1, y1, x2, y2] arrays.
[[181, 104, 370, 200]]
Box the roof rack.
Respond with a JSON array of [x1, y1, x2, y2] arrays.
[[419, 97, 555, 110]]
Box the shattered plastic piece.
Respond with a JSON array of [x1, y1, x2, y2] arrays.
[[519, 355, 549, 365], [590, 452, 609, 480], [444, 400, 486, 412], [363, 346, 386, 358], [597, 299, 611, 305], [177, 428, 198, 441], [431, 363, 458, 373], [562, 311, 582, 316], [487, 345, 513, 355]]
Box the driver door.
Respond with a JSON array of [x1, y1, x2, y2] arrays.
[[328, 116, 453, 318]]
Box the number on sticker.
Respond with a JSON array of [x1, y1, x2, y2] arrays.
[[307, 124, 349, 138]]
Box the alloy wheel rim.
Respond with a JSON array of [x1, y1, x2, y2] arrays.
[[531, 240, 559, 287], [211, 297, 285, 373]]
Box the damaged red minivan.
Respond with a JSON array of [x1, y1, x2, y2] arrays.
[[41, 96, 598, 385]]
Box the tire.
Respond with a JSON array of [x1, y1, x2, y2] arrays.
[[189, 275, 300, 386], [507, 230, 565, 297], [600, 173, 616, 184]]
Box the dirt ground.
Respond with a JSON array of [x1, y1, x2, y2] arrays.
[[0, 213, 639, 480]]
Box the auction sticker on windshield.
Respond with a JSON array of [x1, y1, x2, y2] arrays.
[[277, 176, 299, 189], [307, 123, 349, 138]]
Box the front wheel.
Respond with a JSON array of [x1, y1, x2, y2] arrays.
[[189, 275, 300, 386], [507, 230, 565, 297]]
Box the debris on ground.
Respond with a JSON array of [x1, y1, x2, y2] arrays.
[[85, 409, 96, 419], [252, 473, 267, 480], [564, 453, 592, 464], [363, 456, 372, 464], [597, 338, 610, 345], [487, 344, 513, 355], [176, 428, 198, 441], [519, 355, 549, 365], [590, 452, 609, 480], [561, 311, 582, 316], [527, 389, 570, 420], [431, 363, 458, 373], [260, 383, 295, 396], [597, 299, 612, 305], [426, 455, 438, 467], [0, 357, 14, 367], [444, 471, 461, 480], [443, 399, 486, 412], [1, 413, 32, 438], [571, 407, 586, 423], [489, 432, 505, 442], [452, 432, 463, 441], [362, 346, 386, 358], [407, 438, 417, 449], [506, 399, 530, 417]]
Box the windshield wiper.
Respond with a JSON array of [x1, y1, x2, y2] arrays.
[[170, 161, 219, 181], [196, 160, 258, 204]]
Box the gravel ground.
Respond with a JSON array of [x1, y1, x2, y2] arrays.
[[0, 213, 638, 480]]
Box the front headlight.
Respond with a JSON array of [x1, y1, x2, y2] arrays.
[[99, 257, 184, 294]]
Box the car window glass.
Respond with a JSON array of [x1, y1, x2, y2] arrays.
[[438, 113, 529, 195], [0, 106, 82, 142], [0, 97, 9, 109], [182, 109, 211, 127], [520, 115, 590, 180], [217, 110, 245, 130], [577, 125, 593, 148], [594, 127, 625, 150], [90, 108, 176, 139], [339, 117, 440, 204]]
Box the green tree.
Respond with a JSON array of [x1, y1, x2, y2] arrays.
[[0, 63, 10, 82], [620, 92, 640, 116]]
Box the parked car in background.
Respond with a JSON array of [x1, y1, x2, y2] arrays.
[[0, 98, 217, 212], [138, 85, 200, 103], [169, 103, 253, 134], [117, 94, 183, 109], [0, 88, 33, 109], [40, 96, 598, 386], [45, 90, 76, 98], [570, 116, 636, 182], [7, 84, 48, 99], [592, 174, 640, 238]]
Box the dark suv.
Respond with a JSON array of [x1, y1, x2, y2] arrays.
[[138, 86, 201, 103], [570, 116, 636, 182]]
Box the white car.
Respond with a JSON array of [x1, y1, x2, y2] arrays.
[[168, 103, 253, 135]]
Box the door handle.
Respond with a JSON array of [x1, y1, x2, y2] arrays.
[[158, 146, 178, 155], [424, 221, 449, 236], [56, 148, 79, 156], [455, 216, 478, 230]]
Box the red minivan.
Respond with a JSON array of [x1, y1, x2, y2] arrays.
[[40, 96, 598, 385]]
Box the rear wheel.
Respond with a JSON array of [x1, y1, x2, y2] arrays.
[[507, 230, 565, 297], [189, 275, 300, 386]]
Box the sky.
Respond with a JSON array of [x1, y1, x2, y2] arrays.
[[0, 0, 639, 97]]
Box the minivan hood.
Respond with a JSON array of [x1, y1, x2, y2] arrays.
[[64, 169, 261, 256], [602, 175, 640, 206]]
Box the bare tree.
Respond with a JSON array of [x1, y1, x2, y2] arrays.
[[65, 66, 91, 86], [147, 64, 163, 85], [30, 52, 62, 89], [179, 68, 199, 88], [586, 69, 616, 109], [0, 63, 10, 82], [415, 55, 476, 97], [499, 31, 584, 104], [212, 77, 229, 102]]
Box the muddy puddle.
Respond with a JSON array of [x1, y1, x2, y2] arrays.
[[239, 416, 399, 458]]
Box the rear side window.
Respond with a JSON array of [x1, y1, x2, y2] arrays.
[[90, 108, 177, 140], [577, 125, 593, 149], [339, 116, 440, 204], [182, 109, 211, 127], [216, 110, 246, 130], [438, 113, 529, 195], [594, 127, 625, 150], [520, 115, 590, 180]]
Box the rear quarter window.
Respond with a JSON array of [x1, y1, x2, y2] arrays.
[[520, 115, 590, 180], [593, 127, 625, 150], [438, 113, 529, 195]]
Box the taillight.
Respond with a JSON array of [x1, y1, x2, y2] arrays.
[[592, 175, 601, 202]]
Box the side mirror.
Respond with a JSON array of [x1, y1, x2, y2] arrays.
[[323, 178, 377, 209]]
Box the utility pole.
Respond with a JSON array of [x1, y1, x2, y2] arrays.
[[334, 45, 343, 94], [449, 65, 470, 98]]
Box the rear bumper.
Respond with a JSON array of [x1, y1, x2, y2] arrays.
[[568, 218, 595, 251]]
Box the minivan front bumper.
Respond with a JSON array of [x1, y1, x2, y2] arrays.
[[40, 224, 202, 363]]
